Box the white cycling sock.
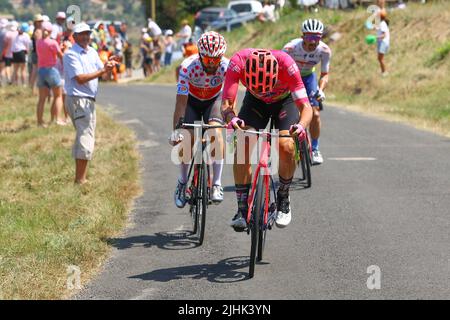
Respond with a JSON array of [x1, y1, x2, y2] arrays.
[[212, 160, 224, 187]]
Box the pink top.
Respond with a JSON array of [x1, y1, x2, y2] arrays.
[[222, 48, 309, 106], [36, 38, 61, 68]]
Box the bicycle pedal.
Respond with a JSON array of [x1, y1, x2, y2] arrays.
[[232, 226, 247, 233]]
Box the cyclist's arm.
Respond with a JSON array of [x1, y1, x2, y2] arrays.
[[173, 65, 191, 129], [319, 73, 329, 92], [319, 47, 331, 91], [284, 63, 313, 128], [221, 59, 242, 122], [173, 94, 188, 130]]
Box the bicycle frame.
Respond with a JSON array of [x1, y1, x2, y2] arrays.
[[246, 135, 272, 227]]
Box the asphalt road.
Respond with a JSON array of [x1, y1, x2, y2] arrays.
[[76, 83, 450, 300]]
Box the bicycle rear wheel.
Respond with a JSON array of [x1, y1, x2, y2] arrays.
[[249, 175, 264, 278]]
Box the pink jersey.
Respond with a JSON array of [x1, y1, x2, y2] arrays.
[[222, 48, 309, 106]]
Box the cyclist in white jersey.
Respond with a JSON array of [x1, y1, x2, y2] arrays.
[[169, 31, 229, 208], [283, 19, 331, 165]]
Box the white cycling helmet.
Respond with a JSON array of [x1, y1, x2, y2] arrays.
[[301, 19, 324, 34], [197, 31, 227, 58]]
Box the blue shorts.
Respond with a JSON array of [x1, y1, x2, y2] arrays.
[[301, 73, 320, 108], [37, 67, 62, 89], [377, 41, 389, 55]]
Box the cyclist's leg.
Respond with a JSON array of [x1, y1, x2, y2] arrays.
[[302, 73, 323, 163], [273, 97, 300, 227], [302, 73, 320, 145], [204, 94, 226, 203], [231, 92, 270, 230], [174, 95, 199, 208]]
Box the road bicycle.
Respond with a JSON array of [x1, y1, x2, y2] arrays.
[[178, 121, 226, 246]]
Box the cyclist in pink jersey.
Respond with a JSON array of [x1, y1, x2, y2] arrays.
[[170, 31, 229, 208], [221, 48, 313, 231]]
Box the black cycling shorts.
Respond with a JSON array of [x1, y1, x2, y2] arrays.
[[238, 91, 300, 131], [184, 94, 224, 125]]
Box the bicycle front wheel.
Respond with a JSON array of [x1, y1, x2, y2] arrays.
[[196, 161, 208, 246], [249, 174, 264, 278], [257, 176, 267, 262]]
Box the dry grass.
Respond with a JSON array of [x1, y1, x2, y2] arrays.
[[0, 87, 141, 299]]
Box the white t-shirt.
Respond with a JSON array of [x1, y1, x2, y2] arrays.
[[148, 20, 162, 37], [179, 25, 192, 43], [262, 5, 276, 22], [377, 20, 390, 44], [12, 32, 31, 52]]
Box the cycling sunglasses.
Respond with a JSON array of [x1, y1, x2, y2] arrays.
[[201, 55, 222, 65], [303, 34, 322, 42]]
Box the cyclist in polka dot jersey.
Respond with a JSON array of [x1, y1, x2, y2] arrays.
[[170, 32, 229, 209]]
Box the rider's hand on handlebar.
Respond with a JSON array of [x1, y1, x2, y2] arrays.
[[289, 123, 306, 142], [227, 117, 245, 130], [168, 130, 184, 146], [314, 89, 326, 102]]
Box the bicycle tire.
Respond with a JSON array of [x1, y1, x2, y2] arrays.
[[257, 176, 267, 262], [301, 139, 312, 188], [249, 174, 263, 278], [191, 165, 199, 235], [197, 161, 208, 245]]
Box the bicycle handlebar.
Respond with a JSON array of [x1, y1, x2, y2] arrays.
[[180, 123, 227, 130]]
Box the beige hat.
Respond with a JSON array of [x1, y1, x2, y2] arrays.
[[34, 14, 44, 22]]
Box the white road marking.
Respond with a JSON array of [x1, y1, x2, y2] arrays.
[[120, 118, 144, 125], [129, 288, 157, 300], [138, 140, 160, 148], [328, 157, 377, 161]]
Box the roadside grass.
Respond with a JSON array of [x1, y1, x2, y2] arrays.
[[0, 86, 141, 299], [144, 1, 450, 136]]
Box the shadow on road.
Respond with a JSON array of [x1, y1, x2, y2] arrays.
[[129, 256, 253, 283], [107, 231, 201, 251]]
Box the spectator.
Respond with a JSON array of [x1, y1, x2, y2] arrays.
[[176, 19, 192, 44], [3, 21, 19, 85], [259, 1, 276, 23], [140, 33, 154, 77], [36, 21, 64, 127], [376, 9, 390, 76], [275, 0, 286, 20], [63, 23, 118, 185], [0, 18, 8, 86], [182, 37, 198, 58], [56, 39, 72, 124], [123, 42, 133, 78], [147, 18, 162, 39], [120, 23, 132, 78], [175, 37, 198, 81], [152, 36, 164, 73], [51, 12, 66, 44], [11, 23, 31, 86], [163, 29, 175, 66], [29, 14, 44, 93]]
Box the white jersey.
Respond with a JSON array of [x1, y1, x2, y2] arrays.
[[377, 20, 390, 45], [283, 38, 331, 76], [177, 54, 229, 101]]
